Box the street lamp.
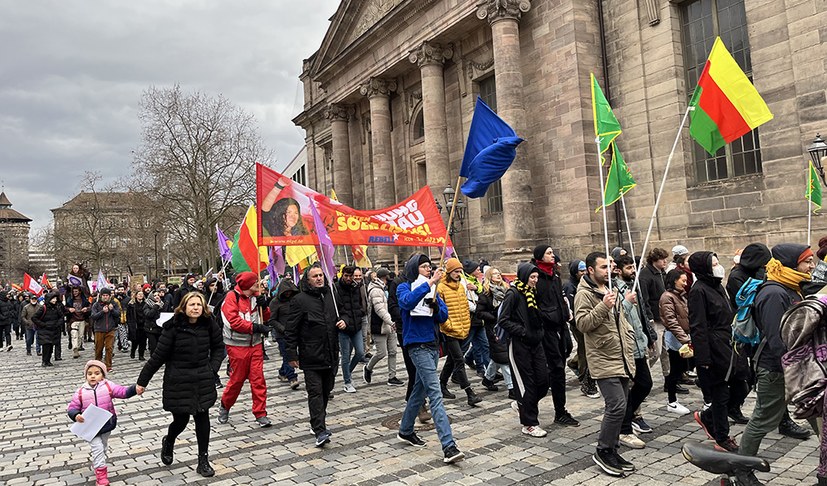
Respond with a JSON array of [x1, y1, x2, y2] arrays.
[[441, 186, 466, 236], [808, 133, 827, 185]]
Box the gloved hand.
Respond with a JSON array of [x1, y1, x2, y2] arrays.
[[252, 323, 270, 334]]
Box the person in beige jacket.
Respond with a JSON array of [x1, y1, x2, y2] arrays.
[[364, 268, 404, 386], [574, 251, 637, 477]]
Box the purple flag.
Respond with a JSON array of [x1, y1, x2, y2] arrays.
[[216, 225, 233, 262], [272, 246, 285, 277], [309, 201, 336, 281]]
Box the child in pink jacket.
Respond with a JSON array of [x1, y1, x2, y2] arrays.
[[67, 359, 138, 486]]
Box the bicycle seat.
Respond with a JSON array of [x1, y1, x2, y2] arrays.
[[682, 441, 770, 474]]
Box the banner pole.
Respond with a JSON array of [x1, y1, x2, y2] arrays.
[[439, 176, 463, 266], [316, 236, 340, 318], [620, 194, 635, 261], [633, 105, 692, 295], [596, 139, 612, 293], [808, 199, 813, 247]]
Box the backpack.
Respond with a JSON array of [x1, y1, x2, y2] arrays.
[[731, 278, 763, 346], [779, 297, 827, 419], [493, 302, 510, 344]]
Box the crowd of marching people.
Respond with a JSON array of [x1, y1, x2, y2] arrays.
[[5, 238, 827, 486]]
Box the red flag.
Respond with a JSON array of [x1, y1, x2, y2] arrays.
[[23, 273, 43, 296], [40, 273, 51, 289]]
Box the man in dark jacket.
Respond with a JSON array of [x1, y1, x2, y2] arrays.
[[739, 244, 815, 467], [530, 245, 579, 427], [91, 288, 120, 372], [335, 265, 365, 393], [284, 264, 343, 447], [638, 247, 669, 381], [0, 290, 15, 351]]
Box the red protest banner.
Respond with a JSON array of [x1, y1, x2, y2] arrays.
[[256, 163, 450, 247]]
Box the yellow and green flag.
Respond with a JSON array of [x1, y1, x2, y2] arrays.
[[597, 143, 637, 212], [591, 73, 622, 157], [806, 160, 822, 214]]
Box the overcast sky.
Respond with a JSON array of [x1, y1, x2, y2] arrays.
[[0, 0, 340, 231]]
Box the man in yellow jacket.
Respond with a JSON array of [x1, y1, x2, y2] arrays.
[[437, 258, 482, 406]]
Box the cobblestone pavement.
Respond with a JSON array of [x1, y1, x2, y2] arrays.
[[2, 340, 820, 485]]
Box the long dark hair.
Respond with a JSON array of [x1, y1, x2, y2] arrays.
[[267, 198, 308, 236], [665, 268, 686, 291]]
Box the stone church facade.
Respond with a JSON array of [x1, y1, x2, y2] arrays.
[[293, 0, 827, 268]]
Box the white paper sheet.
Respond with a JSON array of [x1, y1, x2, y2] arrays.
[[70, 404, 113, 442], [156, 312, 174, 327], [410, 275, 434, 317]]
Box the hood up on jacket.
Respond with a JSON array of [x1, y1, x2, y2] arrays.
[[276, 278, 300, 302], [739, 243, 771, 273], [517, 263, 539, 284], [403, 254, 431, 283]]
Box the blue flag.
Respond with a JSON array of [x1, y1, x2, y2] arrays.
[[459, 97, 524, 198]]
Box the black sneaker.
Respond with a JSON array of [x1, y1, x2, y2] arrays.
[[554, 412, 580, 427], [443, 445, 465, 464], [387, 377, 404, 386], [507, 389, 518, 400], [728, 408, 750, 425], [593, 448, 624, 476], [397, 431, 426, 447], [364, 366, 373, 384], [613, 449, 635, 472], [631, 416, 653, 434], [481, 377, 499, 391], [315, 430, 331, 447], [441, 385, 456, 399]]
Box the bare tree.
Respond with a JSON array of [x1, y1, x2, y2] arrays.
[[130, 85, 273, 272]]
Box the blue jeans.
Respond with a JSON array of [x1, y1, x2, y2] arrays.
[[462, 326, 490, 373], [276, 338, 297, 381], [400, 344, 456, 450], [339, 330, 364, 384], [26, 328, 40, 354]]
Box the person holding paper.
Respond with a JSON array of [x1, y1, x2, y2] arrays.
[[67, 359, 138, 486], [137, 291, 225, 478]]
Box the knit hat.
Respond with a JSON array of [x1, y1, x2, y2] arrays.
[[418, 255, 431, 267], [376, 268, 391, 279], [235, 272, 257, 291], [99, 287, 112, 296], [799, 247, 815, 264], [445, 258, 463, 274], [578, 261, 587, 271], [771, 244, 810, 269], [672, 245, 689, 256], [462, 259, 479, 275], [533, 245, 552, 262], [85, 359, 107, 377], [142, 283, 152, 291]]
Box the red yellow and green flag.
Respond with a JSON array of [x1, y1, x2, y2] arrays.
[[231, 205, 269, 272], [597, 143, 637, 212], [689, 37, 773, 155], [591, 73, 622, 157], [806, 160, 822, 214]]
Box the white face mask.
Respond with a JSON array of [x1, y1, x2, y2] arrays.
[[712, 265, 725, 279], [733, 255, 740, 265]]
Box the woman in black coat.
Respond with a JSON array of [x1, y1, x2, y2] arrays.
[[687, 251, 737, 451], [33, 291, 64, 367], [137, 291, 224, 478], [142, 293, 164, 355], [127, 291, 148, 360]]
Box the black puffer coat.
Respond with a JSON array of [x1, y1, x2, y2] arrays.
[[0, 291, 15, 326], [32, 292, 65, 345], [137, 313, 224, 414], [335, 280, 364, 335], [126, 299, 147, 341], [284, 274, 340, 370], [143, 299, 163, 336], [478, 290, 508, 364]]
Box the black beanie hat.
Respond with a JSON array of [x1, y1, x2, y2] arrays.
[[533, 244, 552, 262]]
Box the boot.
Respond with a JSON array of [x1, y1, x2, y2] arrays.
[[440, 385, 456, 400], [160, 435, 173, 465], [466, 388, 482, 407], [778, 413, 811, 439], [94, 466, 109, 486], [196, 452, 215, 477]]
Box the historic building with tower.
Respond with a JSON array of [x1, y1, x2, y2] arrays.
[[0, 192, 31, 282], [293, 0, 827, 267]]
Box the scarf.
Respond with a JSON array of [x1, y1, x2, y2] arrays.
[[514, 280, 537, 309], [536, 260, 555, 276], [490, 283, 507, 307], [766, 257, 810, 295]]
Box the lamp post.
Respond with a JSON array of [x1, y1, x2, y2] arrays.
[[441, 186, 467, 237], [154, 231, 159, 282], [808, 133, 827, 185]]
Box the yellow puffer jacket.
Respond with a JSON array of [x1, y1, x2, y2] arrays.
[[437, 276, 471, 340]]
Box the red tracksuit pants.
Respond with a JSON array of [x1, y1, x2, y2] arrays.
[[221, 344, 267, 418]]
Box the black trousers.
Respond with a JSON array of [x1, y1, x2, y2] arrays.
[[54, 334, 61, 359], [621, 358, 653, 434], [0, 324, 11, 347], [304, 368, 335, 435], [400, 338, 416, 401], [42, 343, 54, 364], [542, 325, 568, 415], [130, 327, 147, 359], [509, 338, 549, 427], [147, 333, 159, 356], [666, 349, 689, 404], [168, 411, 210, 455], [698, 366, 731, 443], [439, 335, 470, 390]]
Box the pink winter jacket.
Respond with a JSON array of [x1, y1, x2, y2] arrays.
[[67, 379, 137, 436]]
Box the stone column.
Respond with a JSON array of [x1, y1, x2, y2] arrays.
[[359, 77, 397, 210], [326, 104, 354, 206], [409, 42, 454, 203], [477, 0, 536, 255]]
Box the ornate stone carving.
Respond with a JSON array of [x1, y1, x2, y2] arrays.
[[350, 0, 404, 44], [475, 0, 531, 23], [325, 104, 353, 122], [644, 0, 660, 26], [466, 57, 495, 79], [408, 41, 454, 67], [359, 77, 398, 98]]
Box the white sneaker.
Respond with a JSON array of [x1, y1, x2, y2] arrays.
[[619, 433, 645, 449], [343, 382, 357, 393], [667, 401, 690, 415], [521, 425, 547, 437], [264, 339, 272, 348], [511, 401, 520, 414], [702, 402, 712, 411]]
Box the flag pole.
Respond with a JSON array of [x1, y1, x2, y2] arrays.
[[596, 139, 612, 293], [620, 194, 636, 261], [808, 199, 813, 247], [439, 175, 463, 266], [315, 234, 340, 318], [633, 105, 693, 294]]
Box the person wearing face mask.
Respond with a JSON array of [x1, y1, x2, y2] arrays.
[[688, 251, 738, 453], [736, 244, 816, 482]]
